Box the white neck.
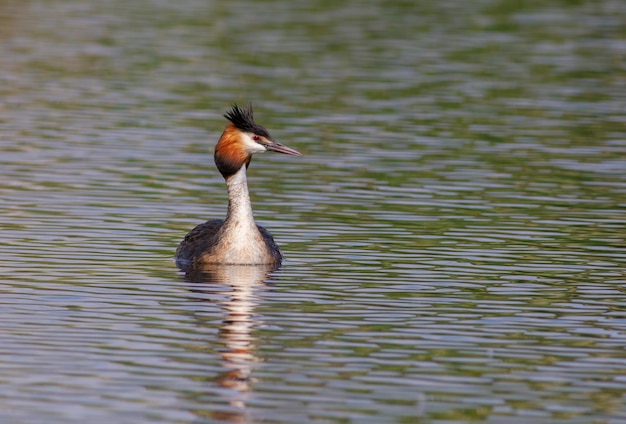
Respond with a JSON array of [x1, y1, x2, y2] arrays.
[[212, 165, 277, 264], [224, 166, 258, 232]]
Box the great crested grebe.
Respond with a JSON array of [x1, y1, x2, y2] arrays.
[[175, 104, 301, 267]]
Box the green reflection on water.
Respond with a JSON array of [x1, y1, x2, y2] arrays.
[[1, 0, 624, 422]]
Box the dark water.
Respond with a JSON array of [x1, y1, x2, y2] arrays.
[[1, 0, 625, 423]]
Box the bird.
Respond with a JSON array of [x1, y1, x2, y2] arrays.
[[175, 104, 302, 268]]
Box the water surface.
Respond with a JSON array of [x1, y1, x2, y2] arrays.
[[1, 0, 625, 423]]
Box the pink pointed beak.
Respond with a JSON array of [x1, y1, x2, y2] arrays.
[[265, 141, 302, 156]]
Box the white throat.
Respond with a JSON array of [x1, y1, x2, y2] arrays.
[[224, 165, 256, 229], [217, 165, 269, 264], [216, 165, 270, 263]]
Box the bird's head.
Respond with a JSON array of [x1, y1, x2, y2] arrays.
[[214, 104, 301, 178]]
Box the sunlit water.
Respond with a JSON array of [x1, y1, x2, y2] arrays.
[[1, 0, 625, 423]]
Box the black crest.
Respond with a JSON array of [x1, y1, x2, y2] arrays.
[[224, 104, 271, 138]]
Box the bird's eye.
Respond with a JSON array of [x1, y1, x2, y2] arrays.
[[253, 135, 260, 142]]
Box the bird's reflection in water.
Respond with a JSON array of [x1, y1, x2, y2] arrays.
[[182, 263, 278, 422]]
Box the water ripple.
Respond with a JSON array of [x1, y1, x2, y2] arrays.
[[1, 0, 625, 423]]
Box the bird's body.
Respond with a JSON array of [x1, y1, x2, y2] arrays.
[[175, 104, 301, 268]]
